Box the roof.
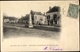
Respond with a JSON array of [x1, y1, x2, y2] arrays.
[[31, 10, 43, 15], [47, 6, 60, 13]]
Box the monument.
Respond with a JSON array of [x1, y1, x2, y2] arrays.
[[25, 14, 33, 28], [28, 14, 33, 27]]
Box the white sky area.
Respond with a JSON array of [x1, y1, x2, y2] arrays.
[[1, 1, 79, 18], [1, 1, 62, 18]]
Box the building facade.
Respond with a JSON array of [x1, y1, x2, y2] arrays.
[[46, 6, 61, 26], [30, 10, 47, 25]]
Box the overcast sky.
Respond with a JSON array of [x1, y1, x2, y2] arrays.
[[1, 1, 79, 18]]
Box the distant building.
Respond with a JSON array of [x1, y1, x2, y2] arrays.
[[3, 16, 18, 23], [3, 18, 9, 23], [46, 6, 61, 26], [30, 10, 47, 25]]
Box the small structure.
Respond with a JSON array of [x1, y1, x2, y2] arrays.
[[3, 18, 9, 23]]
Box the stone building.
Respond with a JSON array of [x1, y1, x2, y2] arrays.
[[46, 6, 61, 26], [30, 10, 47, 25]]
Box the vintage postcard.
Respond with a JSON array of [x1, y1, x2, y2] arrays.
[[0, 0, 79, 51]]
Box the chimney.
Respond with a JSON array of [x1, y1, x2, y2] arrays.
[[49, 6, 51, 10], [43, 12, 45, 15], [30, 10, 33, 14]]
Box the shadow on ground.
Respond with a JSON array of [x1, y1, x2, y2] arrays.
[[5, 23, 61, 32], [32, 25, 60, 32]]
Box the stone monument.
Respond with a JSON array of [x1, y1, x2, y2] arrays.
[[25, 14, 33, 28], [28, 14, 33, 28]]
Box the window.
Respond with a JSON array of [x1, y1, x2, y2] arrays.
[[35, 16, 37, 19], [47, 15, 50, 19]]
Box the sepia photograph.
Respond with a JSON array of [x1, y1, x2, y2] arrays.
[[3, 3, 61, 39], [1, 0, 79, 51]]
